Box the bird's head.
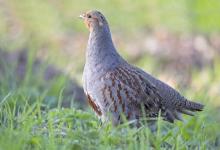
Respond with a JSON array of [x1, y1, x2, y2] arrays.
[[79, 10, 108, 32]]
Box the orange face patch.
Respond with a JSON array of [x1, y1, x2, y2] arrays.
[[84, 19, 90, 29], [83, 15, 103, 32], [84, 19, 94, 32]]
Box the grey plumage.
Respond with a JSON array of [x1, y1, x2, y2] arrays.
[[81, 10, 204, 125]]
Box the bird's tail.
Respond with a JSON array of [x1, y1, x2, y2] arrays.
[[184, 100, 204, 111], [177, 99, 204, 116]]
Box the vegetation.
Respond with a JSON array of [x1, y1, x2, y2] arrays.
[[0, 0, 220, 149]]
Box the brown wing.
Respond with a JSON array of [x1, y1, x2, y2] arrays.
[[102, 65, 164, 119]]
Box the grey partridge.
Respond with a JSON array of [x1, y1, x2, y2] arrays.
[[80, 10, 204, 126]]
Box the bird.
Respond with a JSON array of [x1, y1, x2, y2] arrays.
[[79, 10, 204, 126]]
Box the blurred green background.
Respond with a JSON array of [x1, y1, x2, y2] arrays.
[[0, 0, 220, 149], [0, 0, 220, 84]]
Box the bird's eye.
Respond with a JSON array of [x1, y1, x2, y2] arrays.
[[87, 15, 92, 18]]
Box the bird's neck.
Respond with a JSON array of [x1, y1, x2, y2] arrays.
[[85, 26, 122, 71]]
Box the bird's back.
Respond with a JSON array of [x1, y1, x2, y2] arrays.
[[134, 66, 203, 120]]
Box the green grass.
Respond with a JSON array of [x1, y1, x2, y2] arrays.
[[0, 92, 219, 150]]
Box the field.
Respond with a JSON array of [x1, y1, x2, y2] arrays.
[[0, 0, 220, 149]]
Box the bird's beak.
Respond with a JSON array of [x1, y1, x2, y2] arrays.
[[79, 13, 86, 19]]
